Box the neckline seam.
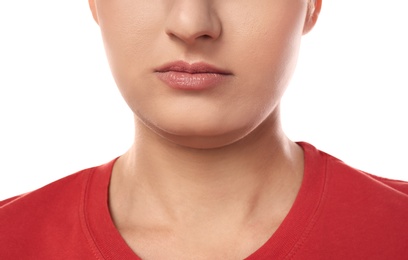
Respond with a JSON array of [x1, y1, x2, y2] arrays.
[[285, 151, 330, 259], [80, 167, 107, 260]]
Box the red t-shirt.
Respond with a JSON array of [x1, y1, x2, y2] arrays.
[[1, 142, 408, 259]]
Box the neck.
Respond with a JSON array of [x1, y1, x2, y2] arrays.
[[110, 113, 304, 228]]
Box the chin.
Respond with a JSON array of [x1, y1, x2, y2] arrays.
[[142, 114, 254, 149], [161, 131, 248, 150]]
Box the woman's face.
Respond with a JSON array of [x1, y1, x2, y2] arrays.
[[90, 0, 318, 148]]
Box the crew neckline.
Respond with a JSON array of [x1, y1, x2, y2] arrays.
[[83, 142, 328, 259]]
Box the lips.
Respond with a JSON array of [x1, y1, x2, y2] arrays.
[[154, 61, 232, 90]]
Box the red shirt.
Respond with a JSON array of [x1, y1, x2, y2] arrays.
[[1, 142, 408, 259]]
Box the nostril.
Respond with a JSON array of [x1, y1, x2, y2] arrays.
[[200, 34, 213, 40]]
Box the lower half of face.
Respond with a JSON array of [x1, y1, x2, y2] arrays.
[[97, 0, 308, 148]]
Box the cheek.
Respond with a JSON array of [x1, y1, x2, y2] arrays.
[[228, 4, 306, 109], [243, 5, 305, 69], [97, 1, 164, 83]]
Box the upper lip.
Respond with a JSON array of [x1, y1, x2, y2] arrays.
[[154, 61, 232, 75]]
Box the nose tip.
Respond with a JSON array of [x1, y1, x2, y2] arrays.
[[166, 25, 221, 45], [165, 2, 222, 45]]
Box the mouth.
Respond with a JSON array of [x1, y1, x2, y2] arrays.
[[154, 61, 232, 75], [154, 61, 233, 91]]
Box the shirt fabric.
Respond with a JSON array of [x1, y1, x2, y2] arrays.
[[1, 142, 408, 259]]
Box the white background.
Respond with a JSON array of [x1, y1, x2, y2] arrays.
[[1, 1, 407, 200]]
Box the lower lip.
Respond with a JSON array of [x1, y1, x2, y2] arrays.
[[155, 71, 229, 90]]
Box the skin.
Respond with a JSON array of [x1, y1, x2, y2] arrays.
[[88, 0, 321, 259]]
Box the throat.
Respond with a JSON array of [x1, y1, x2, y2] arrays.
[[114, 202, 286, 260], [108, 136, 304, 259]]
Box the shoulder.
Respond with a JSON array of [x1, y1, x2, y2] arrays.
[[299, 142, 408, 197], [313, 145, 408, 218], [298, 143, 408, 258], [0, 162, 111, 259], [0, 166, 94, 238], [0, 167, 93, 210], [324, 150, 408, 199]]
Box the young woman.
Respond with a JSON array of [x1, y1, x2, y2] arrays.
[[1, 0, 407, 259]]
